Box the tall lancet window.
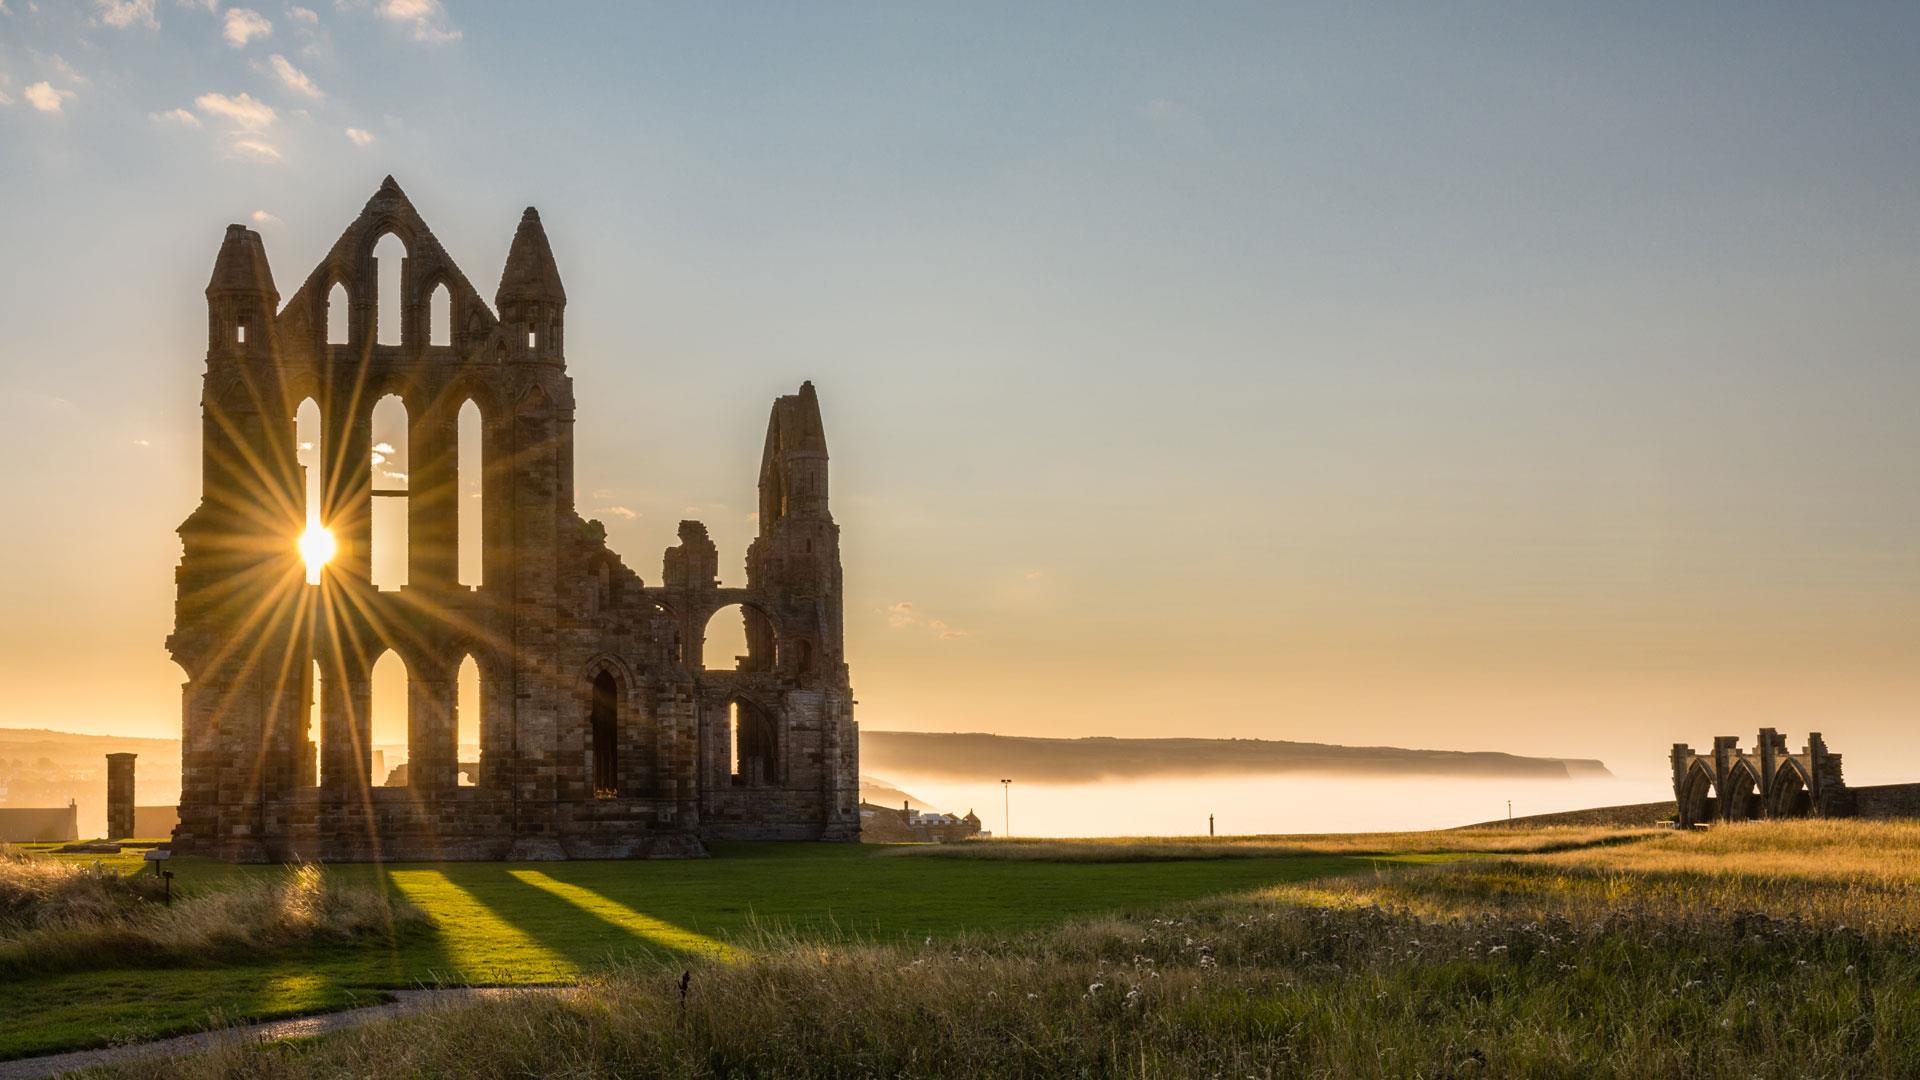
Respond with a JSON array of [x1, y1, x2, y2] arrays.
[[370, 394, 409, 591]]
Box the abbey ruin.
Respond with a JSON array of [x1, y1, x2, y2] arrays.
[[1670, 729, 1847, 827], [169, 178, 858, 861]]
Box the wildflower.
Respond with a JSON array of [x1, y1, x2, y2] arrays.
[[1088, 982, 1105, 994]]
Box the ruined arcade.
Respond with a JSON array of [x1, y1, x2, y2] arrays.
[[1670, 729, 1848, 828], [168, 178, 858, 861]]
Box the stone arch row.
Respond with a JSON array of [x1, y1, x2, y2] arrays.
[[651, 591, 820, 678], [305, 636, 497, 793], [1676, 756, 1816, 826], [272, 366, 561, 589], [292, 214, 498, 357]]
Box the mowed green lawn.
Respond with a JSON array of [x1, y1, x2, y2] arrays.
[[2, 842, 1442, 1060]]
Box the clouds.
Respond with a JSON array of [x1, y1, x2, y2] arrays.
[[886, 601, 970, 640], [229, 139, 281, 161], [222, 7, 270, 47], [194, 90, 274, 130], [186, 91, 280, 160], [376, 0, 459, 44], [150, 106, 200, 125], [265, 54, 320, 98], [344, 126, 373, 145], [597, 506, 638, 520], [25, 81, 71, 113], [249, 209, 280, 225], [94, 0, 158, 30]]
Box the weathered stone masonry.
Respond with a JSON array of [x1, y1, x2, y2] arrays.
[[168, 178, 858, 861], [1670, 729, 1847, 827]]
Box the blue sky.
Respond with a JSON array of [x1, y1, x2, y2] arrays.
[[3, 2, 1919, 777]]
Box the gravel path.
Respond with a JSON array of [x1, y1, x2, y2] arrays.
[[0, 987, 566, 1079]]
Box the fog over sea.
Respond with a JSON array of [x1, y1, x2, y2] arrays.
[[881, 772, 1678, 837]]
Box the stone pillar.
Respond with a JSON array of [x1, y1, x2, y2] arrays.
[[106, 753, 137, 839]]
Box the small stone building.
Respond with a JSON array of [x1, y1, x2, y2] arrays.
[[1670, 729, 1848, 827], [168, 178, 858, 861]]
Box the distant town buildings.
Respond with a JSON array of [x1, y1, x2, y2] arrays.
[[859, 801, 981, 843]]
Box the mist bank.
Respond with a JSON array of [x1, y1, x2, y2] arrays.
[[892, 773, 1671, 837], [862, 731, 1610, 785]]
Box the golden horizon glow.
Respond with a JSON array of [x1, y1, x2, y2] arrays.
[[299, 523, 337, 584]]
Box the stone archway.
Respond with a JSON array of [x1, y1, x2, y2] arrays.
[[1767, 762, 1814, 819], [1678, 762, 1717, 826], [1723, 761, 1763, 821]]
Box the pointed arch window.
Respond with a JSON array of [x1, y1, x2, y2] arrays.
[[456, 655, 481, 787], [457, 399, 483, 588], [374, 233, 406, 346], [590, 670, 619, 798], [326, 283, 350, 344], [370, 394, 409, 591], [296, 397, 326, 584], [429, 283, 451, 347], [372, 650, 407, 787]]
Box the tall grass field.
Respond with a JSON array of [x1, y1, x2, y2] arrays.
[[9, 821, 1920, 1077]]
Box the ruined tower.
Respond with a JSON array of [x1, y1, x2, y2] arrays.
[[168, 179, 859, 861]]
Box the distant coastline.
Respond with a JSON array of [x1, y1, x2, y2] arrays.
[[862, 731, 1610, 784]]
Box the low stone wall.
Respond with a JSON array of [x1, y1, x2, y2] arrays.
[[1851, 783, 1920, 819], [1455, 801, 1675, 830], [0, 805, 79, 843]]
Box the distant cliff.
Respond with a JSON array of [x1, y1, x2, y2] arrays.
[[861, 731, 1610, 783]]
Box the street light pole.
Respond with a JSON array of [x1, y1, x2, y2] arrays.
[[1000, 778, 1012, 839]]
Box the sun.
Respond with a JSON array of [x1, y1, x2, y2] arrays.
[[298, 522, 337, 583]]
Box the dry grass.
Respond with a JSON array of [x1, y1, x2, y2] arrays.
[[106, 819, 1920, 1079], [882, 825, 1659, 861], [0, 848, 430, 978], [0, 842, 169, 930]]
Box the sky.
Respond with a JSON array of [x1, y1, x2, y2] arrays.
[[1, 2, 1918, 782]]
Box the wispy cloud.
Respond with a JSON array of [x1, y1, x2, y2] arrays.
[[222, 6, 270, 46], [175, 0, 220, 11], [95, 0, 158, 29], [344, 126, 373, 146], [25, 81, 71, 113], [266, 53, 320, 97], [151, 107, 201, 125], [597, 506, 638, 520], [886, 601, 971, 640], [1024, 570, 1046, 580], [43, 55, 90, 86], [250, 209, 280, 225], [375, 0, 458, 43], [288, 5, 317, 22], [229, 138, 282, 162], [195, 90, 274, 130]]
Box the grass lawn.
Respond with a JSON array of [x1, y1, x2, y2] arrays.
[[83, 820, 1920, 1080], [1, 840, 1452, 1060]]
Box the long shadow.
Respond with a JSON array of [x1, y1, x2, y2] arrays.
[[474, 863, 735, 974]]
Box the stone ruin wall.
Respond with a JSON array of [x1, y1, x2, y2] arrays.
[[168, 178, 858, 861]]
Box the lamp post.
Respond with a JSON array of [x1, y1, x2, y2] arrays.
[[1000, 778, 1012, 839]]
